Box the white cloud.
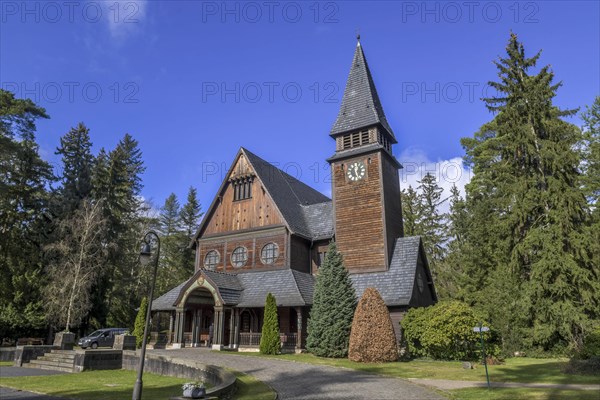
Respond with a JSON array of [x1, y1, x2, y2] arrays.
[[397, 147, 472, 214], [104, 0, 148, 40]]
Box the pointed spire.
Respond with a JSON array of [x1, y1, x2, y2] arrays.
[[330, 39, 396, 142]]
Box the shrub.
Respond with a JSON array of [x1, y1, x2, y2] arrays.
[[132, 297, 148, 348], [401, 300, 499, 361], [577, 326, 600, 360], [348, 287, 398, 362], [260, 293, 280, 355], [307, 241, 357, 358]]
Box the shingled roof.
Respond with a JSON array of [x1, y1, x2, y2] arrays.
[[243, 148, 332, 240], [330, 40, 396, 141], [350, 236, 423, 306], [152, 268, 315, 310], [236, 269, 315, 307]]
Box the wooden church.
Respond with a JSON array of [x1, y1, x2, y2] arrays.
[[151, 38, 437, 351]]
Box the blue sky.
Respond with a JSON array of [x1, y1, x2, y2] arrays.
[[1, 0, 599, 211]]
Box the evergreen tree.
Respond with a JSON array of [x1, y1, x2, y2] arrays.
[[306, 241, 357, 358], [55, 122, 94, 215], [180, 186, 203, 238], [348, 288, 398, 362], [401, 186, 420, 236], [156, 193, 186, 294], [581, 96, 600, 217], [179, 187, 203, 280], [92, 134, 147, 329], [437, 184, 467, 299], [0, 90, 52, 339], [460, 33, 599, 352], [259, 293, 280, 355], [132, 297, 148, 348], [416, 173, 448, 281]]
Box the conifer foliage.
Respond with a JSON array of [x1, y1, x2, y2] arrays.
[[307, 241, 357, 358], [132, 297, 148, 348], [259, 293, 280, 355], [459, 33, 599, 351], [348, 287, 398, 362]]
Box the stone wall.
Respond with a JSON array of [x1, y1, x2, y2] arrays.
[[0, 347, 16, 362], [73, 350, 123, 372], [122, 351, 237, 399]]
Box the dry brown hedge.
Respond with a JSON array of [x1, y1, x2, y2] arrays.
[[348, 287, 398, 362]]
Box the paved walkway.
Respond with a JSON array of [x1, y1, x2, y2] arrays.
[[151, 348, 444, 399], [407, 378, 600, 391], [0, 388, 68, 400]]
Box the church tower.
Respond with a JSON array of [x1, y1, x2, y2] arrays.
[[328, 37, 404, 273]]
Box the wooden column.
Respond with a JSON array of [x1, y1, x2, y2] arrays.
[[233, 309, 240, 348], [228, 309, 235, 348], [212, 306, 224, 349], [168, 312, 175, 344], [173, 309, 186, 348], [197, 309, 203, 346], [295, 306, 303, 352], [191, 311, 198, 346]]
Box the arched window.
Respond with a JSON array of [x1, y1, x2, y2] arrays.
[[231, 246, 248, 268], [204, 250, 220, 270], [260, 243, 279, 265]]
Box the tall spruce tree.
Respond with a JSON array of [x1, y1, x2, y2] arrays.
[[437, 184, 467, 299], [0, 90, 52, 339], [91, 134, 146, 328], [401, 185, 421, 237], [460, 33, 599, 352], [306, 241, 357, 358], [156, 193, 186, 294], [55, 122, 94, 215], [180, 186, 203, 278], [416, 173, 448, 281]]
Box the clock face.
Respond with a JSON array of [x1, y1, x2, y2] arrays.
[[346, 161, 366, 181]]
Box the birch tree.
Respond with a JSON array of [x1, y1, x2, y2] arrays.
[[44, 200, 107, 332]]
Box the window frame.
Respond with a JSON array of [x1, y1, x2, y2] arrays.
[[204, 250, 220, 270], [260, 242, 279, 265], [231, 246, 248, 268]]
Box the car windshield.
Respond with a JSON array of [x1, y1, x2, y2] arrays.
[[89, 330, 104, 337]]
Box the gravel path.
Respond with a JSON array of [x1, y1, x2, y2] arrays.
[[150, 348, 444, 399]]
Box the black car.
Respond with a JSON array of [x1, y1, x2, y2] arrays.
[[77, 328, 128, 349]]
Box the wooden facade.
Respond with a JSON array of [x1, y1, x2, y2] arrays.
[[151, 39, 437, 353]]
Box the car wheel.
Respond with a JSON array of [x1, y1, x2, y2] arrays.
[[91, 342, 98, 349]]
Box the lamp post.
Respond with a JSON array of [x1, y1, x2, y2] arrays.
[[132, 230, 160, 400]]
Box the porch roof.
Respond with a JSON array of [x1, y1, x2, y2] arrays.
[[152, 268, 315, 310]]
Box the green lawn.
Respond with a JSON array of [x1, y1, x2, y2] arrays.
[[0, 368, 275, 400], [0, 361, 13, 366], [447, 387, 600, 400], [220, 352, 598, 385]]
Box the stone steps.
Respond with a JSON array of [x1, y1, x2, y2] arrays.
[[23, 349, 75, 373]]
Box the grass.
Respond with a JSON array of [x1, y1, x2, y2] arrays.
[[220, 352, 598, 385], [0, 369, 189, 399], [0, 361, 13, 366], [0, 366, 276, 400], [230, 370, 277, 400], [447, 387, 600, 400]]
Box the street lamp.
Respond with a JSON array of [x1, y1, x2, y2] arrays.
[[132, 230, 160, 400]]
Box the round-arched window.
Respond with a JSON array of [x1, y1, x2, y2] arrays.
[[260, 243, 279, 265], [231, 246, 248, 268], [204, 250, 220, 270]]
